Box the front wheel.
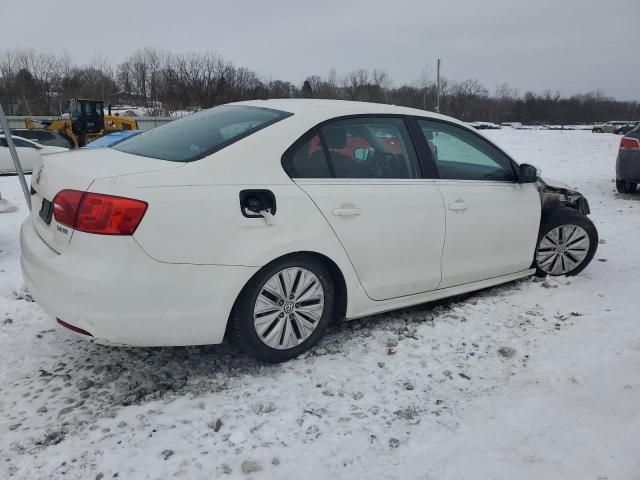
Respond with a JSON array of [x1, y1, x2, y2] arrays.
[[230, 256, 334, 363], [534, 208, 598, 277]]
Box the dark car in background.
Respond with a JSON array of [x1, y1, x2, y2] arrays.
[[614, 121, 640, 135], [616, 125, 640, 193]]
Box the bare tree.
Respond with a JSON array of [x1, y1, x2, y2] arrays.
[[1, 47, 638, 123]]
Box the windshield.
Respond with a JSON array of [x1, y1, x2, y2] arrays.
[[114, 105, 292, 162]]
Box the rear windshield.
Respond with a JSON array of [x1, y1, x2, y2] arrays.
[[114, 105, 292, 162]]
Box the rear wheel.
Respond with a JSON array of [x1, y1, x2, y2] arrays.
[[616, 180, 637, 194], [230, 256, 334, 362], [534, 208, 598, 277]]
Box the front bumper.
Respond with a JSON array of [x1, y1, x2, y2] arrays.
[[20, 218, 258, 347]]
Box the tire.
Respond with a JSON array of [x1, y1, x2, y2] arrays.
[[534, 207, 598, 277], [616, 180, 637, 194], [230, 255, 335, 363]]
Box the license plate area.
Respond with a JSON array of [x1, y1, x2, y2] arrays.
[[39, 198, 53, 225]]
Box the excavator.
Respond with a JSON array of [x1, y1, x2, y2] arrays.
[[24, 99, 138, 148]]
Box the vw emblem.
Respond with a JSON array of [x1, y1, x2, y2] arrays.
[[35, 164, 44, 185], [283, 302, 294, 314]]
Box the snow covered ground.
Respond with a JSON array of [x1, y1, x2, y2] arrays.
[[0, 130, 638, 479]]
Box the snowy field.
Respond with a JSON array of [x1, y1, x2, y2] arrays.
[[1, 130, 639, 479]]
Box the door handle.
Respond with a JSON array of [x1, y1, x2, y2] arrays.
[[448, 199, 469, 213], [332, 206, 362, 216]]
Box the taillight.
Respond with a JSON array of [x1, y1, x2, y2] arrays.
[[52, 189, 147, 235], [53, 190, 83, 227], [620, 137, 640, 150]]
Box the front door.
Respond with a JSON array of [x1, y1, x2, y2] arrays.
[[415, 119, 541, 289]]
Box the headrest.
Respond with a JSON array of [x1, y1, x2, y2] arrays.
[[324, 127, 347, 149]]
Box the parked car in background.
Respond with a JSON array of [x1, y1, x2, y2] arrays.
[[616, 124, 640, 193], [470, 121, 501, 130], [613, 121, 640, 135], [8, 128, 74, 149], [21, 99, 598, 362], [592, 121, 630, 133], [82, 130, 144, 149], [0, 135, 68, 174]]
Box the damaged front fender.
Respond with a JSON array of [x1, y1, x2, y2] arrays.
[[537, 176, 591, 215]]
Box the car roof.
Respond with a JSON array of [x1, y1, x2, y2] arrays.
[[231, 98, 469, 128]]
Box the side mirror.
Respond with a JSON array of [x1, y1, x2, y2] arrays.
[[518, 163, 538, 183]]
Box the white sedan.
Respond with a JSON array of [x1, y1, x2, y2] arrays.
[[1, 134, 68, 174], [20, 100, 598, 362]]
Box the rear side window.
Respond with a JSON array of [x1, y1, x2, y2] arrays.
[[283, 117, 420, 179], [115, 105, 291, 162], [322, 118, 419, 179], [285, 133, 332, 178]]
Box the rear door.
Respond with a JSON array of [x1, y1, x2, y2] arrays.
[[285, 116, 446, 301], [414, 119, 540, 289]]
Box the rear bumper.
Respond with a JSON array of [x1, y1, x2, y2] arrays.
[[616, 151, 640, 182], [20, 218, 257, 346]]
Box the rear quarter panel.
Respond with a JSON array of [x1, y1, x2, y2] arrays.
[[128, 182, 353, 268]]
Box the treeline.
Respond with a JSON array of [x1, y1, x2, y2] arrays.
[[1, 48, 638, 124]]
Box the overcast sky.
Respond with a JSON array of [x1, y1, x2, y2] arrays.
[[2, 0, 638, 100]]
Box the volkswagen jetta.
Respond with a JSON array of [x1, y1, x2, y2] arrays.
[[21, 100, 598, 362]]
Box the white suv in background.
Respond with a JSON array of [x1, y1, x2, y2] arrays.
[[592, 121, 629, 133]]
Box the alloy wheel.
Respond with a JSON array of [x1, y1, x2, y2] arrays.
[[536, 225, 591, 275], [253, 267, 325, 350]]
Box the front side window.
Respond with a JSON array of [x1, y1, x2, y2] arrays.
[[417, 119, 515, 181], [115, 105, 291, 162]]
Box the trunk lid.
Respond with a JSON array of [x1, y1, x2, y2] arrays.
[[30, 148, 181, 253]]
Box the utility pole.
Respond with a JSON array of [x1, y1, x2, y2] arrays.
[[435, 58, 442, 113], [0, 103, 31, 211]]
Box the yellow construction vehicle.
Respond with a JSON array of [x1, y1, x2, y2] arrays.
[[25, 99, 138, 148]]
